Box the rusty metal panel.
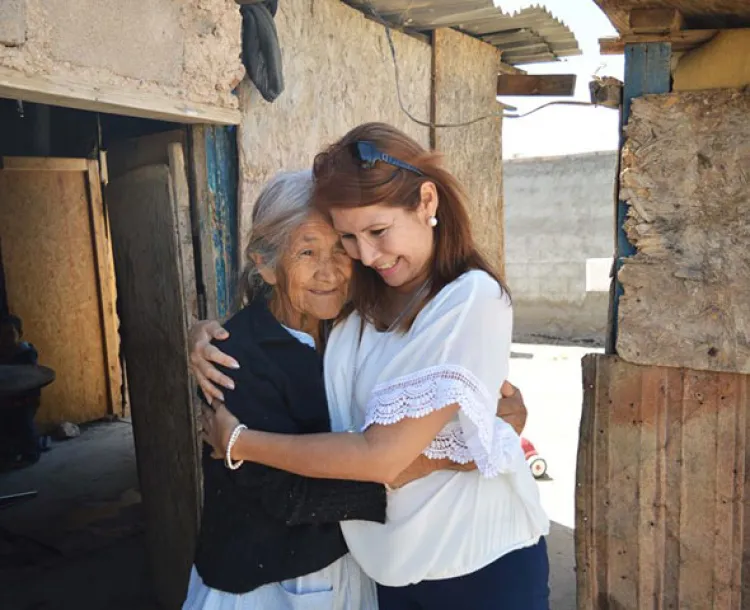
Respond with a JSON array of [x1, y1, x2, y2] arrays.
[[576, 354, 750, 609]]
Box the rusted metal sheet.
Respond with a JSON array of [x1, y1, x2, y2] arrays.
[[576, 354, 750, 610], [346, 0, 581, 65]]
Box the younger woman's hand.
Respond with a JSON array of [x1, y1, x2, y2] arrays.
[[188, 320, 238, 404], [497, 381, 527, 436]]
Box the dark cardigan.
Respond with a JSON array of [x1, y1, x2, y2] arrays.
[[194, 298, 386, 594]]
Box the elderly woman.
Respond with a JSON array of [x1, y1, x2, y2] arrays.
[[183, 170, 498, 610]]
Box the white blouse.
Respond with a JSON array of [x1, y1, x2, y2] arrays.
[[324, 270, 550, 587]]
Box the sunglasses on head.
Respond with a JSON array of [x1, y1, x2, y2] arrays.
[[352, 141, 424, 177]]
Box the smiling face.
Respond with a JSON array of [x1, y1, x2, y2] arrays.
[[258, 211, 352, 327], [329, 182, 439, 295]]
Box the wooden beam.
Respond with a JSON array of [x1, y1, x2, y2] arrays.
[[498, 61, 525, 76], [497, 73, 577, 96], [0, 67, 241, 126], [600, 30, 718, 55], [0, 156, 88, 172], [628, 7, 684, 34], [85, 159, 121, 417]]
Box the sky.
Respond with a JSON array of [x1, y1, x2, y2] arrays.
[[496, 0, 624, 158]]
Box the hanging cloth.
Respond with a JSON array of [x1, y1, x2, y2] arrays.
[[240, 0, 285, 102]]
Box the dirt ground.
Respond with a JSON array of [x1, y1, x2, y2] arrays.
[[0, 420, 158, 610]]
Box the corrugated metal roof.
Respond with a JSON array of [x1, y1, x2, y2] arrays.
[[347, 1, 581, 65]]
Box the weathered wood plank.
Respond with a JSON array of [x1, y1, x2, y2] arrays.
[[0, 163, 110, 424], [106, 160, 200, 608], [0, 156, 88, 172], [594, 0, 750, 35], [576, 354, 598, 610], [496, 73, 576, 96], [85, 160, 122, 417], [629, 7, 684, 33], [606, 359, 641, 607], [0, 66, 241, 125], [576, 354, 750, 609], [617, 88, 750, 374], [600, 29, 717, 54], [678, 369, 719, 607]]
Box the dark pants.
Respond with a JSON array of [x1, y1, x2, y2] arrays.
[[377, 538, 549, 610]]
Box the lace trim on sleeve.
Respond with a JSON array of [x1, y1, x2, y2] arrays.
[[362, 365, 524, 477]]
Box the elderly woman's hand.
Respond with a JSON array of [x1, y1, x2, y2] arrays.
[[200, 402, 241, 460], [188, 320, 239, 404], [497, 381, 527, 436]]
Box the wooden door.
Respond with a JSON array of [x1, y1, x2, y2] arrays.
[[0, 157, 120, 423], [106, 132, 200, 609]]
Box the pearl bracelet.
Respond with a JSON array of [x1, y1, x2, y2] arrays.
[[225, 424, 248, 470]]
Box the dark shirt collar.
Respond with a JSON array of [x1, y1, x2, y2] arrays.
[[244, 297, 299, 344]]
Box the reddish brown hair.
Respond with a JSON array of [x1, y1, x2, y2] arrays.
[[312, 122, 507, 331]]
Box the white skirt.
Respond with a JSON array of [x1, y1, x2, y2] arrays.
[[182, 553, 378, 610]]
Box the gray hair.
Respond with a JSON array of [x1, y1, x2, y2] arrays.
[[240, 169, 315, 305]]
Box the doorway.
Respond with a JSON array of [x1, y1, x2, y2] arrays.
[[0, 101, 237, 609]]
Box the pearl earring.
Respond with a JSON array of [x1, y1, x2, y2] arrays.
[[428, 216, 438, 228]]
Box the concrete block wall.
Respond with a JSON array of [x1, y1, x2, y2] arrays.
[[504, 151, 617, 343]]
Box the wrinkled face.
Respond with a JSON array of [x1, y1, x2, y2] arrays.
[[330, 183, 438, 294], [266, 211, 352, 322]]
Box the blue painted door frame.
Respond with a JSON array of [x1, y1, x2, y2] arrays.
[[610, 43, 671, 352], [190, 125, 239, 321], [204, 126, 239, 319]]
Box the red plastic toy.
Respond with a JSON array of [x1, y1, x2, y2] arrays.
[[521, 437, 547, 479]]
